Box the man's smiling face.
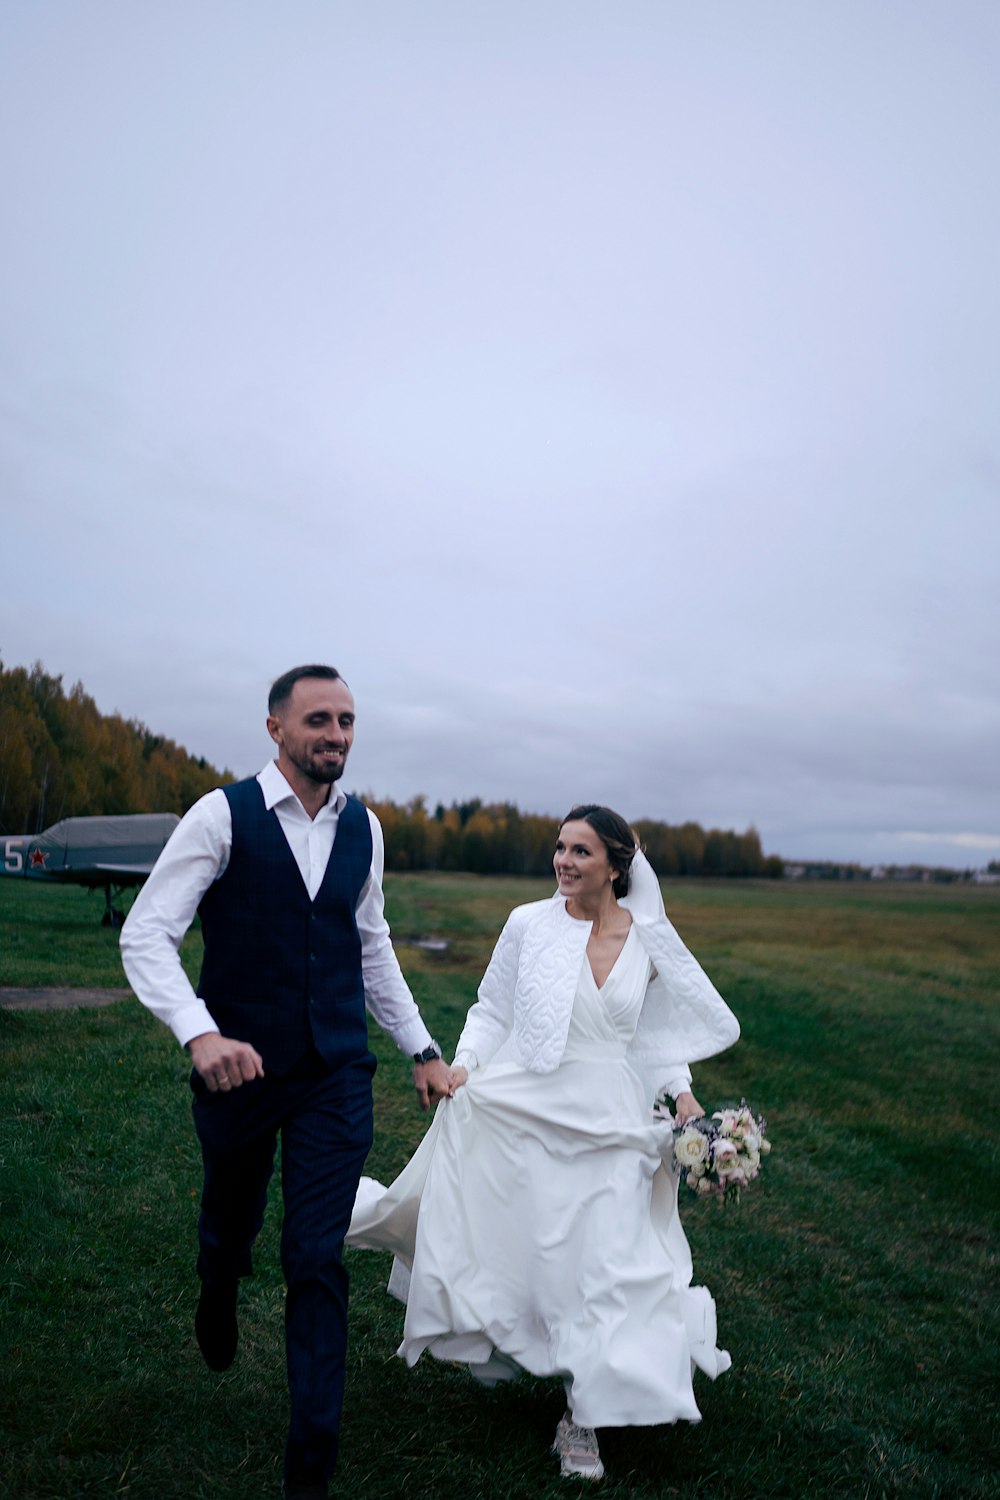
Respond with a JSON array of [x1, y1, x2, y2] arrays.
[[267, 676, 356, 792]]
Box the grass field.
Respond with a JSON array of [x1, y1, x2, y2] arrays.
[[2, 874, 999, 1500]]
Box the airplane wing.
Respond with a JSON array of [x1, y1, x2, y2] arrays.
[[93, 861, 160, 873]]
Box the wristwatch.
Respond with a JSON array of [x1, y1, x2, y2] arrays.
[[412, 1041, 442, 1064]]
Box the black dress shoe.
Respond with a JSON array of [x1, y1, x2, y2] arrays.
[[195, 1279, 238, 1371]]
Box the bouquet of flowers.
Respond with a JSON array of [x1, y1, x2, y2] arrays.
[[653, 1097, 771, 1205]]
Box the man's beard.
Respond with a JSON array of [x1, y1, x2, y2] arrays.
[[288, 745, 346, 785]]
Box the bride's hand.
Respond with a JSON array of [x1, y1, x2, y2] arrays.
[[449, 1066, 469, 1092], [673, 1090, 703, 1124]]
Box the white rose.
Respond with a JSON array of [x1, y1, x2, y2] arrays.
[[697, 1176, 714, 1195], [674, 1128, 709, 1169]]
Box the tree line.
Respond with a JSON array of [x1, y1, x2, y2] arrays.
[[362, 796, 782, 879], [1, 660, 782, 877], [0, 660, 233, 833]]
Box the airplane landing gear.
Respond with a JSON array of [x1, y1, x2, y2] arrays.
[[102, 882, 126, 928]]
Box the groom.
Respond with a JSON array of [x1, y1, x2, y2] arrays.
[[121, 664, 455, 1500]]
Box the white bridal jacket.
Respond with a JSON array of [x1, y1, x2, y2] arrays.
[[453, 854, 741, 1099]]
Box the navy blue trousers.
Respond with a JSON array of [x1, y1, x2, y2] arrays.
[[191, 1047, 375, 1481]]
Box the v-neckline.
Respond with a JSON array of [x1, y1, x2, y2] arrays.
[[587, 920, 634, 992]]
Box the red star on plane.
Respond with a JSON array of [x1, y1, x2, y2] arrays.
[[29, 848, 49, 869]]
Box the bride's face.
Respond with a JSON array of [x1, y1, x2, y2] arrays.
[[554, 820, 615, 901]]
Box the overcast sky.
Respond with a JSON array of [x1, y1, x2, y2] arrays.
[[2, 1, 998, 868]]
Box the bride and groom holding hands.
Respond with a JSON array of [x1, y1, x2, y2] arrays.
[[121, 663, 740, 1498]]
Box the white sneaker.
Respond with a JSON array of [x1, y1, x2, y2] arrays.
[[552, 1411, 605, 1481]]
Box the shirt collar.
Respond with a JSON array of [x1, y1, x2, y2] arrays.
[[257, 759, 347, 816]]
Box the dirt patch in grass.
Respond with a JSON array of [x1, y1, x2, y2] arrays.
[[0, 987, 131, 1011]]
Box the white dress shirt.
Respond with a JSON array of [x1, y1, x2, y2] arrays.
[[120, 761, 434, 1058]]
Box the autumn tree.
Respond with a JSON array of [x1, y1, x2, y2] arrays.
[[0, 659, 233, 832]]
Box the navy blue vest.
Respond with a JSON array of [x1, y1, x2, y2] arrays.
[[197, 778, 374, 1076]]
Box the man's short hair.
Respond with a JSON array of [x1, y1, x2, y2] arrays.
[[268, 664, 344, 715]]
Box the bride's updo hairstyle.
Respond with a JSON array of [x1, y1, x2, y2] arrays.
[[561, 805, 638, 898]]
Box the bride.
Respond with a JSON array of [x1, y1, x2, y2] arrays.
[[348, 805, 741, 1482]]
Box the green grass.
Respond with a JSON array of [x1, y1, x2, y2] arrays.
[[2, 876, 999, 1499]]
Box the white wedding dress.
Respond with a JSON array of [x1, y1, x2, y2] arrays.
[[348, 924, 731, 1428]]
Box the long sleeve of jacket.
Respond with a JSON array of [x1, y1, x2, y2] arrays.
[[452, 907, 526, 1070]]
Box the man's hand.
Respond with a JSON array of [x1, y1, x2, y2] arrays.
[[413, 1057, 459, 1111], [673, 1089, 704, 1124], [188, 1032, 265, 1092]]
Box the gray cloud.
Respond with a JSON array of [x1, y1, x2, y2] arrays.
[[2, 1, 998, 871]]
